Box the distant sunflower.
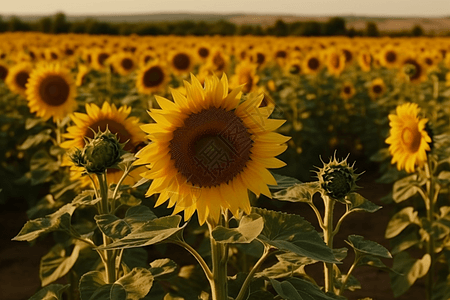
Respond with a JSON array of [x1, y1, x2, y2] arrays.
[[25, 63, 77, 122], [136, 61, 169, 95], [195, 43, 211, 62], [139, 49, 159, 66], [5, 62, 33, 97], [250, 48, 268, 68], [169, 50, 195, 76], [340, 81, 356, 100], [327, 49, 346, 77], [112, 52, 137, 76], [285, 58, 302, 75], [358, 50, 372, 72], [230, 61, 259, 93], [303, 53, 322, 75], [385, 102, 431, 173], [76, 64, 90, 87], [380, 46, 399, 68], [368, 78, 386, 100], [92, 49, 111, 71], [137, 74, 289, 224], [0, 62, 8, 81], [62, 102, 147, 185], [401, 56, 426, 83], [208, 48, 229, 76]]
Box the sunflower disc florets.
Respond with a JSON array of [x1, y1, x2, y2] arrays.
[[70, 129, 128, 174], [316, 154, 360, 202]]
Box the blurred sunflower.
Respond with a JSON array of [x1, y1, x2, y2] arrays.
[[169, 50, 195, 76], [111, 52, 137, 76], [195, 43, 211, 62], [76, 64, 90, 87], [5, 62, 33, 97], [285, 58, 302, 75], [92, 48, 111, 71], [368, 78, 386, 100], [208, 48, 229, 76], [401, 55, 426, 83], [139, 49, 159, 66], [358, 50, 372, 72], [379, 46, 400, 68], [327, 49, 346, 77], [25, 63, 77, 122], [445, 72, 450, 87], [62, 102, 147, 185], [385, 102, 431, 173], [340, 81, 356, 100], [249, 48, 268, 68], [303, 53, 322, 75], [136, 61, 169, 95], [137, 74, 289, 224], [0, 62, 8, 81], [230, 61, 259, 93]]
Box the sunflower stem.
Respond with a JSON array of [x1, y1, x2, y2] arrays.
[[207, 218, 228, 300], [323, 195, 335, 294], [425, 158, 436, 300]]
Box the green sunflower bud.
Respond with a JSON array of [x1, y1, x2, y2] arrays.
[[403, 63, 417, 77], [316, 154, 360, 202], [69, 148, 86, 168], [82, 129, 127, 174]]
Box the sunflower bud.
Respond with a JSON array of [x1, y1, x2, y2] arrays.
[[82, 129, 126, 174], [317, 154, 360, 201], [69, 148, 86, 168]]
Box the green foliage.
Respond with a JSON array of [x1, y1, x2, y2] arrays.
[[29, 284, 70, 300]]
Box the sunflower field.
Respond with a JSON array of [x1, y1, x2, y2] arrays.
[[2, 32, 450, 300]]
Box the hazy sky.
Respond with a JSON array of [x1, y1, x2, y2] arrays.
[[2, 0, 450, 17]]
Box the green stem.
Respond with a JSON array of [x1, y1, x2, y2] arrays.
[[172, 239, 213, 280], [337, 253, 361, 296], [235, 246, 279, 300], [425, 159, 435, 300], [323, 196, 335, 294], [207, 218, 228, 300], [308, 202, 325, 230]]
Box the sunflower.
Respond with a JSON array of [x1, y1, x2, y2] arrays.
[[368, 78, 386, 100], [136, 60, 169, 95], [168, 50, 195, 76], [137, 74, 289, 225], [5, 62, 33, 97], [25, 63, 77, 122], [230, 61, 259, 93], [327, 49, 346, 77], [207, 48, 229, 76], [401, 55, 426, 83], [285, 58, 302, 75], [76, 64, 90, 87], [92, 48, 111, 71], [303, 53, 322, 75], [340, 81, 356, 100], [249, 48, 268, 68], [0, 62, 8, 81], [379, 46, 400, 68], [139, 49, 159, 66], [62, 102, 147, 185], [358, 50, 372, 72], [195, 43, 211, 62], [111, 52, 137, 76], [385, 102, 431, 173]]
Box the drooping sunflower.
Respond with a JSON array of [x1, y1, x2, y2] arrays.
[[25, 63, 77, 122], [5, 62, 33, 97], [61, 102, 147, 185], [385, 102, 431, 173], [368, 78, 386, 100], [137, 74, 289, 225], [136, 61, 169, 95]]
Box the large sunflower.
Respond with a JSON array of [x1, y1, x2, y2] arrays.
[[25, 64, 77, 122], [137, 74, 289, 225], [5, 62, 33, 97], [385, 102, 431, 173], [61, 102, 147, 185]]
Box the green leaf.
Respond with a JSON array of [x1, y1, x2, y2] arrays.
[[333, 248, 348, 262], [390, 229, 421, 255], [345, 235, 391, 258], [124, 205, 157, 230], [254, 207, 338, 263], [385, 207, 419, 239], [119, 193, 142, 207], [273, 182, 321, 203], [390, 252, 431, 297], [256, 252, 316, 279], [111, 268, 153, 300], [392, 174, 425, 203], [18, 129, 52, 150], [212, 213, 264, 244], [12, 203, 76, 242], [346, 193, 381, 213], [40, 242, 82, 286], [29, 284, 70, 300], [268, 173, 301, 190], [79, 271, 106, 300], [72, 190, 98, 206], [148, 258, 178, 279], [271, 278, 337, 300], [95, 214, 132, 240], [98, 215, 185, 250]]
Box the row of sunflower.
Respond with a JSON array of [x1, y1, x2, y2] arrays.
[[2, 32, 450, 300]]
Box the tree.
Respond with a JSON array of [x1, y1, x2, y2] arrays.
[[52, 12, 69, 33], [8, 16, 31, 32], [366, 22, 379, 37], [38, 17, 52, 33], [323, 17, 346, 36], [411, 25, 424, 36]]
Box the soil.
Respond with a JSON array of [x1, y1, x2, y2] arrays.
[[0, 164, 427, 300]]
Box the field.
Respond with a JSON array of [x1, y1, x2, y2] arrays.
[[1, 32, 450, 300]]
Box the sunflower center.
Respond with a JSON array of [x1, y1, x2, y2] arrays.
[[425, 58, 433, 66], [256, 53, 265, 65], [98, 53, 110, 66], [85, 118, 134, 151], [372, 84, 383, 94], [386, 51, 397, 63], [275, 50, 287, 58], [239, 72, 253, 93], [342, 49, 352, 63], [38, 75, 70, 106], [170, 107, 253, 187], [0, 65, 8, 81], [198, 47, 209, 58], [15, 71, 30, 90], [343, 86, 352, 94], [121, 58, 134, 70], [143, 66, 164, 88], [401, 126, 421, 153], [307, 57, 319, 70], [173, 53, 190, 70], [212, 53, 225, 71]]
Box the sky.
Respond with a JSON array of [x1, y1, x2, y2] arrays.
[[1, 0, 450, 17]]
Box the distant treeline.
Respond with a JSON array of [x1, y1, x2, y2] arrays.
[[0, 13, 442, 37]]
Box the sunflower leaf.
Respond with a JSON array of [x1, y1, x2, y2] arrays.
[[392, 174, 426, 203], [110, 268, 153, 300], [211, 213, 264, 244], [273, 182, 321, 203], [385, 206, 419, 239], [269, 173, 301, 190], [345, 235, 391, 258], [254, 207, 338, 263], [270, 278, 338, 300], [346, 193, 381, 213], [390, 252, 431, 297], [97, 215, 186, 250], [29, 284, 70, 300]]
